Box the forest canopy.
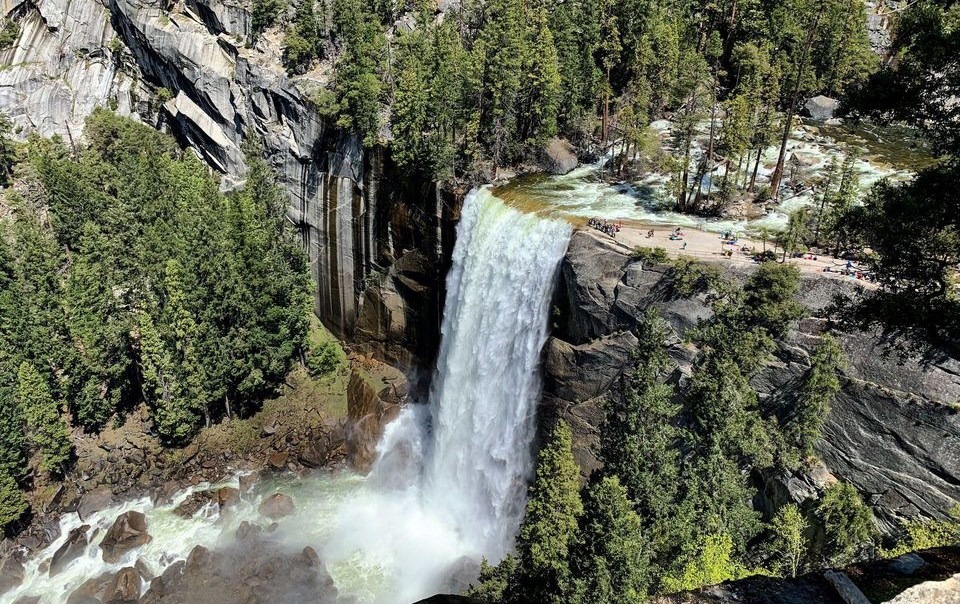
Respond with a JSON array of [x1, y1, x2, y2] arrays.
[[0, 112, 311, 527]]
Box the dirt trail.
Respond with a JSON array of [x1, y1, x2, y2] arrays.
[[585, 220, 878, 288]]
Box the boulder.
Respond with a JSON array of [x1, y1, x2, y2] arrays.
[[49, 525, 91, 576], [100, 511, 152, 563], [266, 451, 289, 471], [104, 567, 141, 603], [216, 487, 239, 511], [77, 487, 114, 521], [803, 95, 840, 121], [258, 493, 295, 519], [66, 571, 116, 604], [0, 554, 25, 595], [539, 138, 579, 175], [885, 573, 960, 603], [173, 490, 215, 518]]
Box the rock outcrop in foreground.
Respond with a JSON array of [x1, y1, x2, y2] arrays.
[[650, 547, 960, 604], [543, 231, 960, 532]]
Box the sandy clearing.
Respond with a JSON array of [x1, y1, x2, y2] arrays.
[[582, 219, 878, 289]]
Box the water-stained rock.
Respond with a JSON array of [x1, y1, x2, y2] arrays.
[[216, 487, 239, 511], [100, 511, 152, 563], [258, 493, 295, 519], [104, 566, 141, 603], [49, 524, 90, 576]]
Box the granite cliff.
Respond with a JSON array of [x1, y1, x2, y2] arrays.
[[543, 230, 960, 534], [0, 0, 448, 362]]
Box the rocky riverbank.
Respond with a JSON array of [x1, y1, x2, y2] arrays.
[[0, 351, 410, 601]]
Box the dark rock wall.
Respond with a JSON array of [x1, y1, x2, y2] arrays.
[[543, 230, 960, 531]]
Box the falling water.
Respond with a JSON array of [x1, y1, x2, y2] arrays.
[[422, 188, 573, 559], [4, 188, 571, 604]]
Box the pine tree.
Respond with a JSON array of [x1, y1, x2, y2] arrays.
[[817, 482, 876, 566], [283, 0, 322, 74], [17, 362, 72, 475], [569, 475, 650, 604], [508, 420, 583, 604], [0, 470, 27, 529], [789, 335, 845, 460], [601, 309, 681, 524]]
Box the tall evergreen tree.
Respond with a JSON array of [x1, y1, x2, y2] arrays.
[[507, 420, 583, 604], [17, 362, 72, 475], [569, 475, 650, 603]]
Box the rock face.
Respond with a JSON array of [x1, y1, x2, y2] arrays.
[[544, 231, 960, 531], [0, 0, 451, 346], [803, 95, 841, 121], [539, 137, 579, 175], [100, 511, 152, 563], [345, 361, 407, 472]]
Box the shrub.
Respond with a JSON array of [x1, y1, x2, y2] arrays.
[[0, 18, 19, 50], [671, 257, 725, 298], [307, 340, 344, 377], [631, 246, 669, 265]]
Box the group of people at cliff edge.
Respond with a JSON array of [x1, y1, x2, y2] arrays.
[[588, 217, 622, 237]]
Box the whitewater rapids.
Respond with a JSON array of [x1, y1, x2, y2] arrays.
[[5, 188, 571, 604]]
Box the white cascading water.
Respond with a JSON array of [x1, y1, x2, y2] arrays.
[[4, 188, 571, 604], [422, 188, 573, 559]]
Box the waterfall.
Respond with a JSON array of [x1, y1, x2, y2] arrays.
[[422, 188, 572, 559], [4, 188, 571, 604], [324, 187, 571, 601]]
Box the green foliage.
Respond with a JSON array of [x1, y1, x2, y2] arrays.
[[787, 335, 845, 462], [882, 506, 960, 558], [0, 18, 18, 50], [466, 555, 517, 604], [307, 340, 344, 378], [251, 0, 286, 39], [630, 246, 668, 265], [661, 532, 745, 592], [332, 0, 386, 147], [508, 420, 583, 603], [817, 481, 876, 565], [3, 112, 310, 445], [0, 470, 28, 529], [601, 309, 679, 523], [839, 161, 960, 359], [740, 262, 806, 341], [17, 362, 72, 475], [846, 1, 960, 156], [670, 257, 726, 299], [569, 476, 650, 603], [767, 504, 809, 577], [283, 0, 322, 74]]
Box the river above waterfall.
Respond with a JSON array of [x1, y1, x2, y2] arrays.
[[495, 119, 931, 235]]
